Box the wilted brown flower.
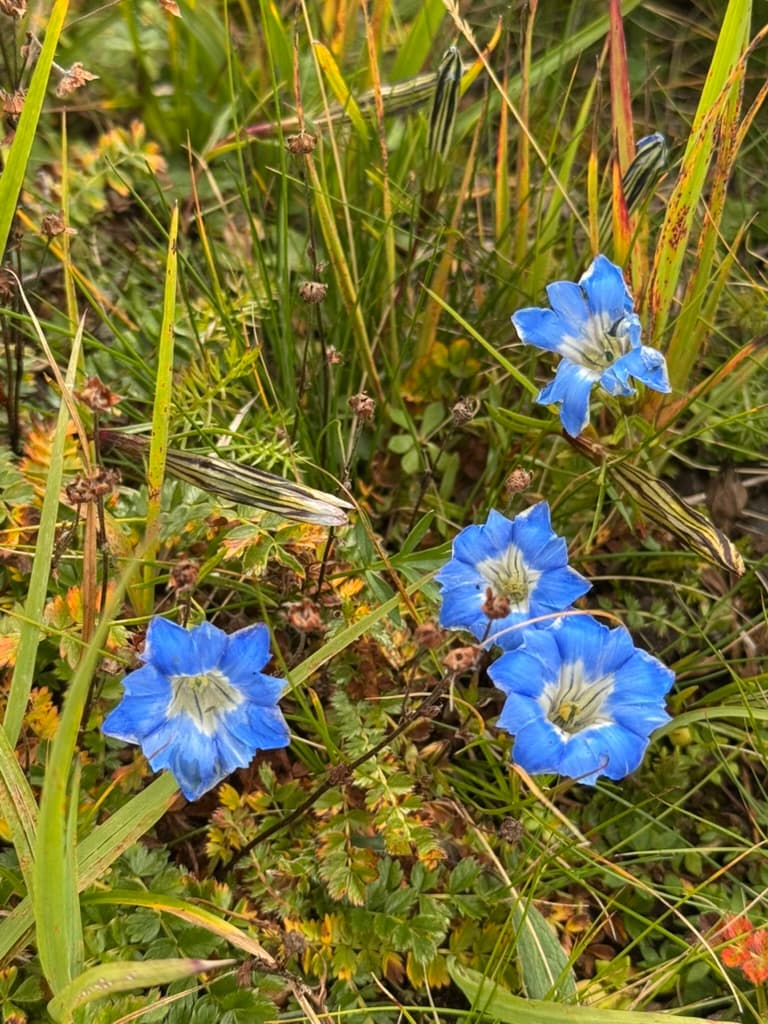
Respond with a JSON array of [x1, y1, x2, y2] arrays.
[[55, 62, 98, 98], [286, 598, 324, 633], [413, 622, 444, 649]]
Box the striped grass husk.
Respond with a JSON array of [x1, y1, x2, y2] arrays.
[[571, 435, 745, 575], [100, 431, 352, 528], [424, 46, 463, 192], [621, 132, 669, 211], [600, 131, 669, 239]]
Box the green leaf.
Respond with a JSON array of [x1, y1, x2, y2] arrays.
[[47, 958, 237, 1024], [514, 902, 577, 1001], [391, 0, 446, 80], [447, 959, 732, 1024]]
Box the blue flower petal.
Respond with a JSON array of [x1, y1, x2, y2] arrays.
[[510, 717, 568, 775], [558, 724, 647, 784], [489, 644, 554, 698], [241, 704, 291, 749], [145, 618, 228, 677], [538, 360, 595, 436], [496, 690, 545, 731], [511, 307, 572, 354], [529, 566, 591, 618], [612, 346, 671, 394], [144, 718, 238, 801], [447, 522, 495, 568], [580, 254, 633, 323], [483, 508, 519, 550], [219, 623, 287, 704], [102, 664, 171, 739], [438, 584, 486, 631], [545, 281, 590, 330]]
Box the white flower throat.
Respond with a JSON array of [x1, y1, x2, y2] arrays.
[[563, 314, 633, 373], [478, 543, 541, 612], [540, 659, 615, 735], [167, 669, 244, 735]]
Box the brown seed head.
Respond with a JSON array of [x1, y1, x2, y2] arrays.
[[168, 559, 199, 593], [505, 468, 533, 495], [1, 88, 24, 115], [451, 396, 480, 426], [286, 132, 316, 155], [0, 0, 27, 17], [349, 391, 375, 422], [298, 280, 327, 304], [0, 267, 16, 301], [481, 586, 510, 620], [55, 62, 98, 98], [75, 376, 122, 414], [442, 645, 480, 673], [499, 818, 524, 845], [65, 467, 120, 505], [40, 210, 69, 239]]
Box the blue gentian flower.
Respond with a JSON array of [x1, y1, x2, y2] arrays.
[[435, 503, 590, 648], [102, 617, 290, 801], [511, 254, 671, 436], [488, 614, 674, 784]]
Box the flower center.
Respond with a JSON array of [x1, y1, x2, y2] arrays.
[[562, 314, 634, 375], [167, 669, 244, 735], [477, 543, 541, 613], [539, 658, 614, 734]]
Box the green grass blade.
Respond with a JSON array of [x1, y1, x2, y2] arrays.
[[648, 0, 751, 360], [390, 0, 446, 80], [313, 41, 369, 140], [47, 958, 237, 1023], [0, 775, 179, 963], [140, 202, 179, 613], [448, 959, 733, 1024], [0, 0, 69, 259], [0, 724, 38, 895], [5, 322, 82, 747]]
